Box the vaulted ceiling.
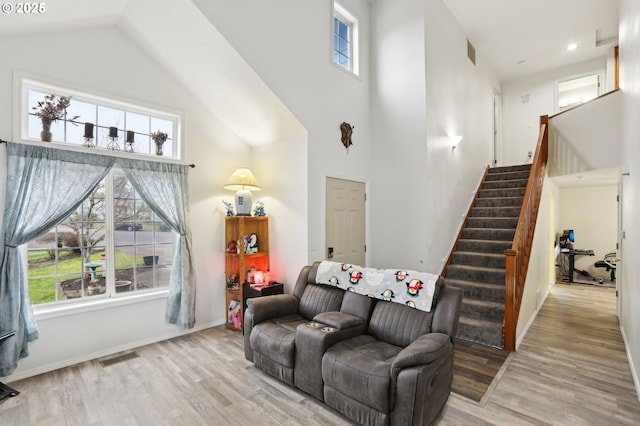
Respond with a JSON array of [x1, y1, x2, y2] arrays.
[[1, 0, 620, 146]]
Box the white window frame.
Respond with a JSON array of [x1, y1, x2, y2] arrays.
[[17, 76, 183, 161], [25, 168, 177, 311], [332, 2, 360, 77]]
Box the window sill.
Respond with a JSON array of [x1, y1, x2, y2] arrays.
[[332, 62, 361, 81], [34, 289, 169, 321]]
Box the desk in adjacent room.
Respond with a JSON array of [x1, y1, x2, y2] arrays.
[[562, 248, 595, 283]]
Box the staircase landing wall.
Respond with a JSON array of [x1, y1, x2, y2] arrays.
[[548, 90, 621, 177]]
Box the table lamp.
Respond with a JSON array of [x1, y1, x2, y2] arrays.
[[224, 168, 261, 216]]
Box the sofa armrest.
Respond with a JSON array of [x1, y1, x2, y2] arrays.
[[246, 294, 299, 325], [390, 333, 453, 414], [244, 294, 300, 362], [313, 312, 364, 330], [391, 333, 452, 377]]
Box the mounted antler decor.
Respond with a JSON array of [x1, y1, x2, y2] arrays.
[[340, 122, 354, 150]]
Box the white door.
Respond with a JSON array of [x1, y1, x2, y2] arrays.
[[326, 177, 366, 266]]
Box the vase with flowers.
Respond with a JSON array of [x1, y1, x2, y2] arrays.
[[151, 130, 168, 156], [31, 94, 73, 142]]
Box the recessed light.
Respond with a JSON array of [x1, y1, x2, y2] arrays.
[[567, 43, 577, 51]]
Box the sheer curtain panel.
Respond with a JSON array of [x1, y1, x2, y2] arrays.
[[0, 142, 115, 376], [120, 159, 196, 329]]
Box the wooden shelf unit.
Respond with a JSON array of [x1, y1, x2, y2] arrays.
[[224, 216, 269, 330]]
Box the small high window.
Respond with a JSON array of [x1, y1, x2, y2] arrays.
[[333, 2, 359, 76]]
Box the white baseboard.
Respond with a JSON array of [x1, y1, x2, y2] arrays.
[[6, 319, 224, 383], [620, 324, 640, 402], [515, 284, 551, 349]]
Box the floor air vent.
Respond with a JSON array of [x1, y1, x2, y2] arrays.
[[99, 351, 139, 367]]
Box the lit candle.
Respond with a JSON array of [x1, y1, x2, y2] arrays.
[[84, 122, 94, 138], [109, 127, 118, 138], [126, 130, 135, 143]]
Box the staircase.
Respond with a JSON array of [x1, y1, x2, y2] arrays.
[[443, 164, 532, 348]]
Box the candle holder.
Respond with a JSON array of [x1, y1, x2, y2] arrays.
[[83, 122, 95, 148], [107, 126, 120, 151], [124, 130, 135, 153]]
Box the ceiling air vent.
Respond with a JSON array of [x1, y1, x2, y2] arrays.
[[467, 39, 476, 66]]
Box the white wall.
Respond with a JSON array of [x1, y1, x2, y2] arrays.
[[368, 0, 497, 272], [619, 0, 640, 398], [192, 0, 373, 267], [558, 185, 618, 275], [549, 91, 621, 177], [502, 57, 607, 166], [517, 177, 559, 344], [0, 26, 243, 381]]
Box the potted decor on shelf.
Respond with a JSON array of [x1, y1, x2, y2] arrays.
[[150, 130, 168, 156], [31, 94, 73, 142]]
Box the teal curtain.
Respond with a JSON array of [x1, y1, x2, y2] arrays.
[[0, 143, 115, 376], [119, 159, 196, 328], [0, 142, 196, 377]]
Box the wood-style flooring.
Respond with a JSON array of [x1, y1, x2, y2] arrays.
[[1, 283, 639, 425], [452, 338, 511, 404]]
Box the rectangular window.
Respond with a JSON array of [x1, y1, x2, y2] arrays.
[[333, 2, 359, 76], [23, 79, 181, 160], [334, 15, 352, 70], [27, 171, 176, 306]]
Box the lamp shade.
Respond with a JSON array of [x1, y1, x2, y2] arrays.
[[224, 168, 261, 191], [224, 168, 261, 216]]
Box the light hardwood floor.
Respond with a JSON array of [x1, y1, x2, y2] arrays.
[[1, 283, 639, 425]]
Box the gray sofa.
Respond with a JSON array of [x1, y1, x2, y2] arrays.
[[244, 262, 463, 426]]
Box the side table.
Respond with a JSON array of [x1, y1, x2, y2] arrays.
[[242, 282, 284, 315], [0, 330, 20, 401]]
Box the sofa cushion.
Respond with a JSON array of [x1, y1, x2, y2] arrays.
[[368, 300, 433, 348], [298, 283, 344, 320], [322, 335, 402, 414], [250, 314, 307, 367]]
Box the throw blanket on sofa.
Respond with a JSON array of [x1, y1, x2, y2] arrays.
[[316, 261, 439, 312]]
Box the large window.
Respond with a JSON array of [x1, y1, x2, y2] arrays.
[[27, 171, 176, 305], [23, 79, 181, 160], [333, 2, 359, 76]]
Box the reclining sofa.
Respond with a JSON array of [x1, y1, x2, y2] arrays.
[[244, 261, 463, 426]]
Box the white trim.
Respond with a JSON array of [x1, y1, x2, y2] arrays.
[[621, 324, 640, 401], [33, 289, 169, 321], [14, 70, 184, 161], [332, 1, 360, 78], [515, 283, 551, 349]]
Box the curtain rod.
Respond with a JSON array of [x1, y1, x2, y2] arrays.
[[0, 139, 194, 167]]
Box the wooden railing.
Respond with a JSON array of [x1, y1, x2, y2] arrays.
[[503, 115, 549, 350]]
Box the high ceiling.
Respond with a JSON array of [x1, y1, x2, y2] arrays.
[[1, 0, 620, 84], [443, 0, 619, 81]]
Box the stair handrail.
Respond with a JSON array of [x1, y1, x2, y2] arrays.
[[503, 115, 549, 350]]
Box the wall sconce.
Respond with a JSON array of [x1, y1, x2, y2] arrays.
[[450, 135, 462, 151], [224, 168, 261, 216]]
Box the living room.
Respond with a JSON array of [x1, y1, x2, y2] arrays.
[[1, 0, 640, 423]]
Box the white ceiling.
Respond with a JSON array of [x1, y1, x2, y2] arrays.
[[443, 0, 619, 81], [1, 1, 620, 83]]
